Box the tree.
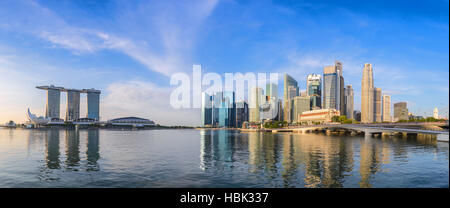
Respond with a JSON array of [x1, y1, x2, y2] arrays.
[[331, 116, 340, 122]]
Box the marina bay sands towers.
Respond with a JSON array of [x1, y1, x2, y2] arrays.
[[36, 85, 101, 121]]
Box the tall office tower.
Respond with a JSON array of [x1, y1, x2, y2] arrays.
[[433, 107, 439, 119], [373, 88, 382, 122], [361, 63, 374, 123], [36, 85, 63, 119], [266, 83, 278, 100], [277, 99, 283, 121], [382, 95, 391, 122], [291, 96, 310, 123], [344, 85, 354, 119], [250, 87, 263, 122], [235, 101, 249, 128], [307, 74, 321, 109], [283, 74, 299, 122], [201, 92, 213, 126], [284, 74, 299, 101], [284, 84, 299, 123], [218, 91, 236, 127], [66, 89, 81, 121], [323, 61, 343, 111], [212, 92, 222, 126], [86, 89, 101, 120], [394, 102, 408, 121]]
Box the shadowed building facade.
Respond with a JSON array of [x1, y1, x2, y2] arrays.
[[394, 102, 408, 121], [66, 89, 81, 121], [344, 85, 354, 119], [85, 89, 101, 121], [374, 87, 382, 122]]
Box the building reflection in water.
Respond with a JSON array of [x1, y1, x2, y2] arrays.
[[45, 130, 61, 169], [199, 129, 441, 187], [86, 129, 100, 171], [43, 129, 100, 171], [200, 130, 235, 172], [65, 130, 80, 168]]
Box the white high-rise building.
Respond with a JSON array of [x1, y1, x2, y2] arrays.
[[361, 63, 374, 123], [382, 94, 391, 122], [433, 107, 439, 119]]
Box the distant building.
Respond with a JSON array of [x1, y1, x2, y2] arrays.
[[433, 107, 439, 119], [307, 74, 322, 109], [36, 85, 101, 122], [249, 87, 263, 123], [361, 63, 374, 123], [382, 95, 391, 122], [218, 91, 236, 127], [291, 96, 310, 123], [373, 87, 382, 122], [86, 89, 101, 120], [201, 92, 213, 126], [298, 109, 340, 125], [108, 117, 155, 127], [266, 83, 278, 100], [323, 61, 344, 112], [284, 74, 299, 122], [344, 85, 354, 119], [394, 102, 408, 121], [235, 101, 249, 128], [353, 110, 361, 122]]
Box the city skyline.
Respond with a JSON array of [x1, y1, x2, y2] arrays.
[[0, 0, 448, 126]]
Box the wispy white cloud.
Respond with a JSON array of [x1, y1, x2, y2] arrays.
[[0, 0, 219, 76]]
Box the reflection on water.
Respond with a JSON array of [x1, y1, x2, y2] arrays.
[[0, 129, 447, 187], [42, 129, 100, 174], [200, 130, 448, 188]]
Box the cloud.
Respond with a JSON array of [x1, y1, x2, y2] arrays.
[[0, 0, 219, 76], [101, 80, 200, 126]]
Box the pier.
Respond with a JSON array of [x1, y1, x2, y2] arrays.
[[243, 123, 449, 142]]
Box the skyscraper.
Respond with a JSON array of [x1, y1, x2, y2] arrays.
[[394, 102, 408, 121], [433, 107, 439, 119], [307, 74, 321, 109], [266, 83, 278, 100], [361, 63, 374, 123], [36, 85, 63, 119], [201, 92, 213, 126], [291, 96, 310, 123], [283, 74, 299, 101], [66, 89, 81, 121], [218, 91, 236, 127], [235, 101, 249, 128], [86, 89, 101, 120], [250, 87, 263, 122], [344, 85, 354, 119], [374, 87, 382, 122], [382, 94, 391, 122], [284, 74, 299, 123], [323, 61, 343, 112]]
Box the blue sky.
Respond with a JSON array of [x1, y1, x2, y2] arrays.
[[0, 0, 448, 125]]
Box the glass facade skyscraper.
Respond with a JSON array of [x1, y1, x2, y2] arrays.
[[307, 74, 321, 109], [201, 92, 213, 126], [323, 61, 343, 112]]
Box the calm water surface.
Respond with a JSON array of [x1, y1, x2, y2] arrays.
[[0, 128, 448, 188]]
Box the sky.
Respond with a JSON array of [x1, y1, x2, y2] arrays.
[[0, 0, 448, 126]]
